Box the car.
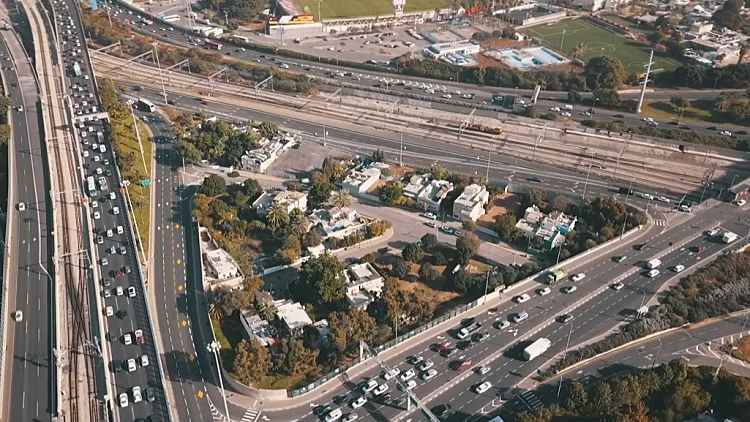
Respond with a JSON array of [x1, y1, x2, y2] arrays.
[[373, 392, 391, 404], [514, 294, 531, 303], [420, 368, 438, 380], [103, 289, 111, 298], [549, 107, 560, 112], [132, 386, 142, 403], [14, 310, 23, 322], [398, 379, 417, 391], [324, 408, 343, 422], [647, 120, 659, 126], [679, 204, 692, 213], [91, 201, 98, 209], [400, 369, 416, 382], [124, 265, 133, 274], [454, 359, 472, 371], [145, 388, 156, 402], [442, 94, 452, 99], [106, 229, 113, 237], [537, 287, 551, 296], [314, 405, 332, 416], [116, 310, 128, 319], [112, 207, 120, 215], [118, 392, 129, 408], [433, 342, 449, 352], [423, 212, 437, 220], [101, 257, 108, 266], [128, 286, 136, 298], [93, 211, 100, 220], [407, 355, 424, 365], [672, 265, 685, 273], [560, 111, 572, 117], [494, 320, 510, 330], [457, 340, 474, 350], [647, 269, 660, 278], [117, 225, 124, 234], [695, 245, 705, 253], [720, 130, 732, 136], [17, 202, 25, 211], [563, 286, 577, 294], [381, 368, 400, 380], [350, 396, 367, 409], [105, 306, 114, 316], [571, 273, 586, 282], [706, 229, 720, 237], [640, 193, 654, 200], [127, 358, 136, 372], [16, 106, 23, 112], [658, 196, 670, 203], [360, 379, 378, 394], [140, 354, 149, 366], [614, 255, 627, 263], [738, 200, 747, 207], [119, 246, 127, 255], [511, 312, 529, 323], [557, 314, 574, 323], [372, 383, 389, 396], [102, 277, 112, 287], [417, 360, 434, 371], [474, 381, 492, 394], [111, 270, 121, 278], [109, 192, 116, 200], [342, 415, 359, 422], [611, 282, 625, 291], [472, 332, 490, 343], [440, 348, 458, 358]]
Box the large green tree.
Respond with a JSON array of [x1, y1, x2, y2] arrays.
[[298, 253, 347, 304], [274, 338, 316, 376], [456, 232, 481, 264], [584, 56, 626, 90], [201, 174, 227, 197], [379, 181, 404, 205], [329, 308, 377, 355], [232, 339, 272, 384]]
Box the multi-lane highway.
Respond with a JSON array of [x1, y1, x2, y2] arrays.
[[54, 0, 170, 419], [0, 26, 54, 422]]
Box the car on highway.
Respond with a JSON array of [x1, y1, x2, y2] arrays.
[[720, 130, 732, 136], [474, 381, 492, 394], [514, 294, 531, 303], [432, 342, 449, 352], [407, 355, 424, 365], [694, 245, 705, 253], [672, 265, 685, 273], [420, 368, 438, 380], [611, 282, 625, 291], [123, 333, 132, 345], [562, 285, 577, 294], [557, 314, 574, 323], [350, 396, 367, 409], [423, 212, 437, 220], [571, 273, 586, 282], [372, 384, 388, 396], [613, 255, 627, 263], [140, 354, 149, 366], [511, 312, 529, 323], [706, 229, 720, 237], [118, 392, 129, 408], [417, 360, 434, 371], [453, 359, 472, 371], [494, 320, 510, 330], [476, 366, 491, 376], [128, 287, 136, 298], [560, 111, 572, 117], [549, 107, 560, 112], [324, 408, 342, 422], [440, 348, 458, 358], [127, 358, 136, 372], [472, 332, 490, 343], [647, 269, 660, 278], [17, 202, 25, 211], [398, 379, 418, 391], [537, 287, 551, 296], [105, 306, 114, 316], [14, 310, 22, 322], [360, 379, 378, 394], [658, 196, 670, 203], [145, 388, 155, 402], [132, 386, 142, 403], [400, 368, 416, 382], [381, 367, 400, 380], [640, 193, 654, 200], [115, 286, 123, 296], [738, 199, 747, 207]]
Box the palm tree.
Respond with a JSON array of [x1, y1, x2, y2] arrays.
[[330, 190, 353, 209], [258, 300, 278, 321], [669, 96, 689, 117], [290, 215, 310, 237], [266, 202, 289, 230], [569, 43, 585, 72]]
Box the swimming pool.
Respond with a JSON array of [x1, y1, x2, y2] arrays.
[[497, 47, 567, 69]]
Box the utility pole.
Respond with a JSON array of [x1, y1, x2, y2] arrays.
[[483, 270, 491, 304], [557, 322, 573, 400], [399, 130, 403, 166], [636, 50, 654, 114], [582, 151, 594, 201], [650, 338, 662, 370], [620, 177, 635, 239], [485, 141, 493, 183], [152, 44, 168, 106]]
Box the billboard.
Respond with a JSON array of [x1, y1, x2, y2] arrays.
[[268, 14, 315, 25]]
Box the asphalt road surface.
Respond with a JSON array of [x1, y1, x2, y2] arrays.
[[0, 27, 54, 422]]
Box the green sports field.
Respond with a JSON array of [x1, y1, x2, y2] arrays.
[[294, 0, 450, 19], [524, 18, 681, 72]]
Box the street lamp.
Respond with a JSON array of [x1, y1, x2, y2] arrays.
[[591, 97, 600, 114], [208, 341, 231, 421]]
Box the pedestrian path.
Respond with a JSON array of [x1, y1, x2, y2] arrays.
[[653, 220, 666, 226], [208, 394, 263, 422], [674, 333, 750, 369], [518, 390, 543, 411]]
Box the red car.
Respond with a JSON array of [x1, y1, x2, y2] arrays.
[[695, 245, 705, 253], [455, 359, 472, 371], [433, 342, 449, 352]]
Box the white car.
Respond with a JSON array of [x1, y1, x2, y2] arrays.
[[140, 355, 149, 366], [400, 369, 416, 382], [106, 229, 113, 237], [381, 368, 400, 380], [641, 193, 654, 200], [706, 229, 719, 237], [494, 319, 510, 330], [647, 120, 659, 126], [611, 282, 625, 291], [132, 386, 142, 403], [127, 358, 137, 372], [17, 202, 25, 211], [738, 200, 747, 207], [350, 396, 367, 409], [93, 211, 100, 220], [91, 200, 98, 209], [658, 196, 670, 203], [372, 383, 389, 396], [560, 112, 572, 117], [398, 379, 417, 391], [571, 273, 586, 282], [720, 130, 732, 136], [423, 212, 437, 220], [128, 287, 136, 298], [325, 409, 342, 422], [95, 167, 102, 175], [672, 265, 685, 273], [117, 225, 124, 234], [549, 107, 560, 112], [537, 287, 551, 296], [105, 306, 113, 316], [420, 368, 438, 380], [123, 333, 132, 345], [109, 192, 116, 200], [118, 392, 129, 408], [417, 360, 434, 372], [474, 381, 492, 394], [563, 285, 577, 294], [83, 150, 89, 158], [14, 310, 23, 322], [514, 294, 531, 303], [112, 207, 120, 215], [115, 286, 124, 296], [647, 269, 660, 278], [361, 379, 378, 394]]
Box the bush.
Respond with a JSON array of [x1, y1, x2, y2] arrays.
[[391, 258, 410, 278], [227, 171, 240, 177], [432, 251, 448, 266], [418, 262, 440, 281]]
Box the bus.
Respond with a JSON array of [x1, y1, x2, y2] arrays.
[[138, 98, 155, 112], [86, 176, 99, 197], [205, 40, 222, 50], [162, 14, 180, 22]]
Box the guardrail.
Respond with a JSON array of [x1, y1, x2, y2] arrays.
[[0, 50, 13, 417]]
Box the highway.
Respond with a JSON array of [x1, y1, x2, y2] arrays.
[[98, 3, 748, 138], [0, 25, 54, 422], [254, 200, 749, 422], [56, 0, 170, 419], [127, 85, 708, 213]]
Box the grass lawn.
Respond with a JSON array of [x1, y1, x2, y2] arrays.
[[294, 0, 449, 19], [641, 99, 745, 126], [255, 373, 308, 390], [524, 18, 681, 72], [600, 13, 653, 35]]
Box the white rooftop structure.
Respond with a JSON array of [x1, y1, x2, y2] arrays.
[[239, 134, 298, 173], [204, 249, 241, 280], [403, 174, 453, 212], [277, 300, 313, 334], [344, 263, 384, 309], [338, 166, 383, 196], [309, 207, 366, 239], [515, 205, 577, 250], [452, 184, 490, 222], [239, 309, 278, 347], [252, 190, 308, 216]]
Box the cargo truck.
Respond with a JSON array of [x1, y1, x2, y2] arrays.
[[73, 62, 81, 77], [646, 258, 661, 269], [546, 268, 567, 284], [723, 231, 739, 243], [523, 338, 551, 361]]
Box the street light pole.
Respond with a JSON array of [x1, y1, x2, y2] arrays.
[[582, 151, 594, 201], [152, 43, 168, 106], [483, 271, 491, 304], [620, 177, 635, 240], [208, 342, 231, 421], [485, 140, 493, 183], [399, 130, 403, 167], [557, 322, 573, 400], [650, 338, 662, 370]]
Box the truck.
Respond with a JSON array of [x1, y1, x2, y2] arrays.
[[523, 338, 551, 361], [134, 329, 144, 345], [723, 231, 739, 243], [546, 268, 567, 284], [646, 258, 662, 269], [73, 62, 81, 77]]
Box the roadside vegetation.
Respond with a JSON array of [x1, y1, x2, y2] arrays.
[[0, 91, 10, 216], [518, 360, 750, 422], [98, 77, 153, 255], [541, 249, 750, 379]]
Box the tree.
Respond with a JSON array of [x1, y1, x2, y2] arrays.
[[564, 381, 589, 413], [432, 251, 448, 266], [0, 124, 10, 147], [232, 339, 271, 384], [568, 88, 583, 103], [646, 30, 667, 47], [402, 243, 424, 263], [670, 96, 689, 117], [298, 253, 347, 304], [594, 89, 622, 108], [329, 308, 377, 355], [715, 91, 741, 111], [177, 140, 202, 165], [739, 41, 750, 64], [257, 121, 279, 140], [568, 43, 585, 72], [288, 208, 310, 237], [462, 220, 477, 232], [211, 286, 246, 317], [420, 233, 438, 251], [330, 190, 353, 209], [222, 132, 259, 166], [274, 338, 316, 376], [584, 56, 626, 90], [303, 229, 323, 248], [0, 95, 11, 112], [456, 232, 481, 264], [279, 235, 302, 264], [257, 299, 278, 321], [712, 0, 743, 30], [495, 213, 522, 243], [201, 174, 227, 197], [379, 181, 404, 205], [266, 202, 290, 231], [522, 188, 547, 209], [419, 262, 440, 281], [367, 220, 391, 238], [551, 195, 573, 213], [450, 269, 475, 293], [118, 152, 137, 173], [372, 148, 387, 162], [310, 179, 334, 207], [391, 257, 410, 278]]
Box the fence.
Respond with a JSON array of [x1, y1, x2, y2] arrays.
[[0, 58, 13, 417]]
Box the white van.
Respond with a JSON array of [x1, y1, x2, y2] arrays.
[[562, 105, 573, 110], [99, 144, 106, 153], [325, 408, 342, 422]]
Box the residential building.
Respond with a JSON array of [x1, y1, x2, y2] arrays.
[[252, 190, 308, 217], [404, 174, 432, 198], [338, 166, 382, 196], [452, 184, 489, 222], [277, 300, 313, 335], [239, 134, 298, 173], [344, 263, 384, 309], [403, 174, 453, 212], [309, 207, 366, 239], [204, 249, 242, 280], [515, 205, 577, 251], [239, 308, 278, 347], [198, 226, 245, 290]]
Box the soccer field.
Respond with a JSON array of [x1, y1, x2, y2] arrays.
[[524, 19, 681, 72], [294, 0, 449, 19]]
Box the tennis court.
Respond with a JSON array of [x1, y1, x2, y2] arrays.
[[524, 18, 681, 72]]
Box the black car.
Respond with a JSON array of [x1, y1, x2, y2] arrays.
[[461, 318, 476, 327], [116, 310, 128, 319], [102, 277, 112, 287], [313, 405, 331, 416], [440, 348, 458, 358], [107, 331, 118, 342], [431, 404, 453, 418], [457, 340, 473, 350], [472, 332, 490, 343], [124, 265, 132, 274], [167, 99, 176, 105], [634, 243, 646, 251], [374, 392, 391, 403], [557, 314, 574, 323], [111, 359, 123, 372]]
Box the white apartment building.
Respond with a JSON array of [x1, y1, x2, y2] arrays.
[[515, 205, 577, 251], [338, 167, 382, 196], [452, 184, 489, 222], [344, 263, 384, 309], [309, 207, 366, 239], [277, 300, 313, 335], [204, 248, 242, 280], [403, 174, 453, 212], [252, 190, 308, 217]]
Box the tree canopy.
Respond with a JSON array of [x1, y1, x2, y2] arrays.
[[297, 253, 347, 304], [584, 56, 626, 90]]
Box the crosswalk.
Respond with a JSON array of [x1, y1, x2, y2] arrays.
[[207, 394, 262, 422], [518, 390, 543, 410], [240, 408, 261, 422], [675, 333, 750, 369], [653, 220, 666, 226]]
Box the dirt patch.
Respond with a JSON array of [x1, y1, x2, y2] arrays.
[[386, 165, 413, 179], [725, 336, 750, 363], [480, 38, 525, 49], [366, 178, 388, 195], [478, 193, 520, 229]]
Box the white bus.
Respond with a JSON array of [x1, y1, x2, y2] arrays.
[[86, 176, 99, 197], [162, 15, 180, 22], [138, 98, 155, 112]]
